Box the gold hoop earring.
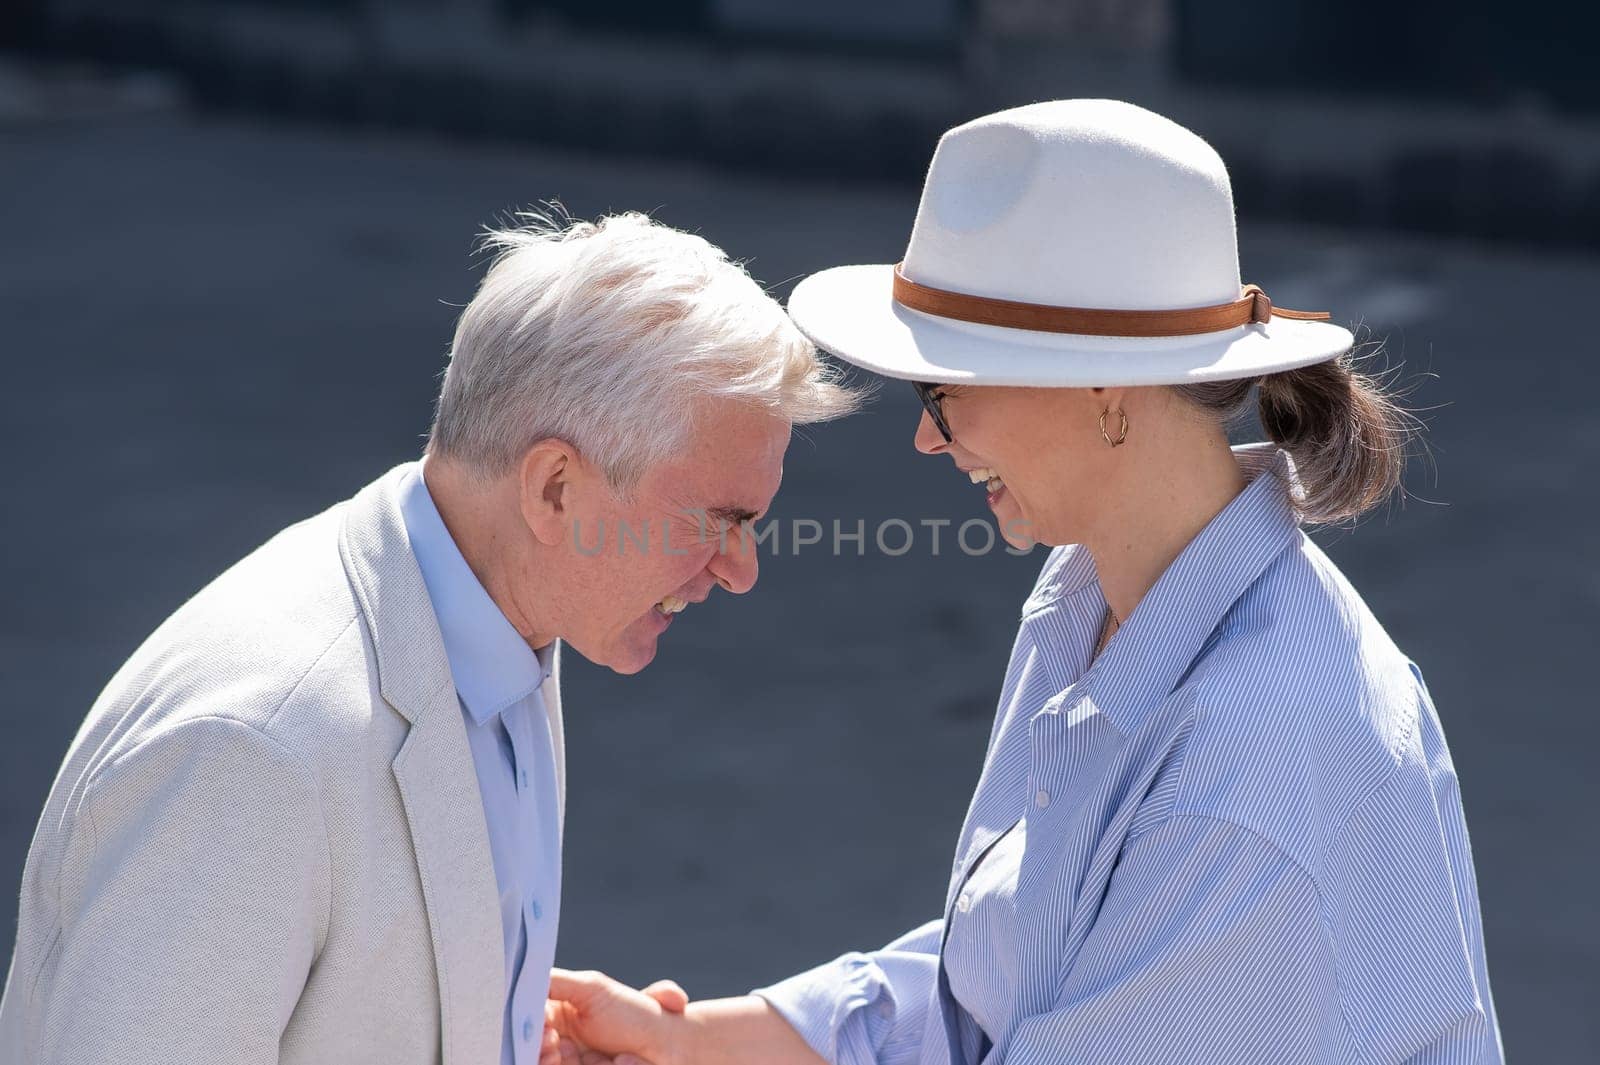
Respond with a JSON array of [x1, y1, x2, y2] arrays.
[[1099, 408, 1129, 448]]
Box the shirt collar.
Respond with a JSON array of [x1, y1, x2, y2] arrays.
[[397, 462, 552, 725], [1052, 443, 1303, 735]]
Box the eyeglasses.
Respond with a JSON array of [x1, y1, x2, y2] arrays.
[[912, 381, 953, 443]]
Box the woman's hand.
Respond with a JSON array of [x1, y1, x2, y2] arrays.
[[543, 972, 827, 1065], [540, 968, 689, 1065]]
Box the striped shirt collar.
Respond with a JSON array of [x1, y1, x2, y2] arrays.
[[1035, 443, 1303, 735]]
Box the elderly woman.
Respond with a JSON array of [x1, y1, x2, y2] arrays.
[[544, 101, 1502, 1065]]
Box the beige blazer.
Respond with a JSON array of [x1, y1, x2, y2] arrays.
[[0, 463, 563, 1064]]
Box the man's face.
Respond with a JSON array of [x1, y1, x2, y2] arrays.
[[556, 401, 790, 674]]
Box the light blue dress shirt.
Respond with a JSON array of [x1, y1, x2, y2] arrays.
[[756, 444, 1503, 1064], [399, 465, 562, 1065], [942, 819, 1024, 1053]]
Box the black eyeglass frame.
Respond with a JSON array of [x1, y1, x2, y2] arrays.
[[911, 380, 954, 443]]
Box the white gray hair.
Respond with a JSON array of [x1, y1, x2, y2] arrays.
[[428, 207, 860, 492]]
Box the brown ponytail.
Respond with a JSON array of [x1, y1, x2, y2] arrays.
[[1175, 343, 1418, 525]]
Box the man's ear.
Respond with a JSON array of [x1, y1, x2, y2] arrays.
[[518, 439, 581, 547]]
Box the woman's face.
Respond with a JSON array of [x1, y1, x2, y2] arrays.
[[913, 383, 1119, 549]]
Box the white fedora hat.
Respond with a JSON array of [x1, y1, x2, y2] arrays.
[[788, 99, 1353, 388]]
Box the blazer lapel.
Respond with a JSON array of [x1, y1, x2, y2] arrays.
[[339, 463, 504, 1065], [392, 695, 504, 1065], [541, 641, 567, 841]]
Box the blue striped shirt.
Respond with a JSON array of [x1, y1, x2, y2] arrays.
[[755, 444, 1502, 1064]]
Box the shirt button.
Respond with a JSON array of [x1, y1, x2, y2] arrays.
[[1035, 789, 1051, 809], [955, 893, 971, 914], [521, 1016, 534, 1041], [531, 899, 543, 921], [519, 768, 528, 789]]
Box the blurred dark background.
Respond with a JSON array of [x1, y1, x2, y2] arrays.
[[2, 1, 1596, 1061]]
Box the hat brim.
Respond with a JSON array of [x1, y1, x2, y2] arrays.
[[788, 264, 1355, 388]]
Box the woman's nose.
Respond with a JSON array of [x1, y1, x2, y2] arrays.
[[914, 409, 950, 455]]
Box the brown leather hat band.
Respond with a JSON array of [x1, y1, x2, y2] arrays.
[[891, 263, 1331, 338]]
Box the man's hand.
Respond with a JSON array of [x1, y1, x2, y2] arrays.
[[540, 968, 689, 1065]]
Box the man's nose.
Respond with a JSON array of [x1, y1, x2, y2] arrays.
[[914, 409, 950, 455], [709, 528, 760, 595]]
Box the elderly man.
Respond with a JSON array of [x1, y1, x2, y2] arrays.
[[0, 210, 857, 1065]]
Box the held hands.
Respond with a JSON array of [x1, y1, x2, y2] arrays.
[[540, 968, 689, 1065]]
